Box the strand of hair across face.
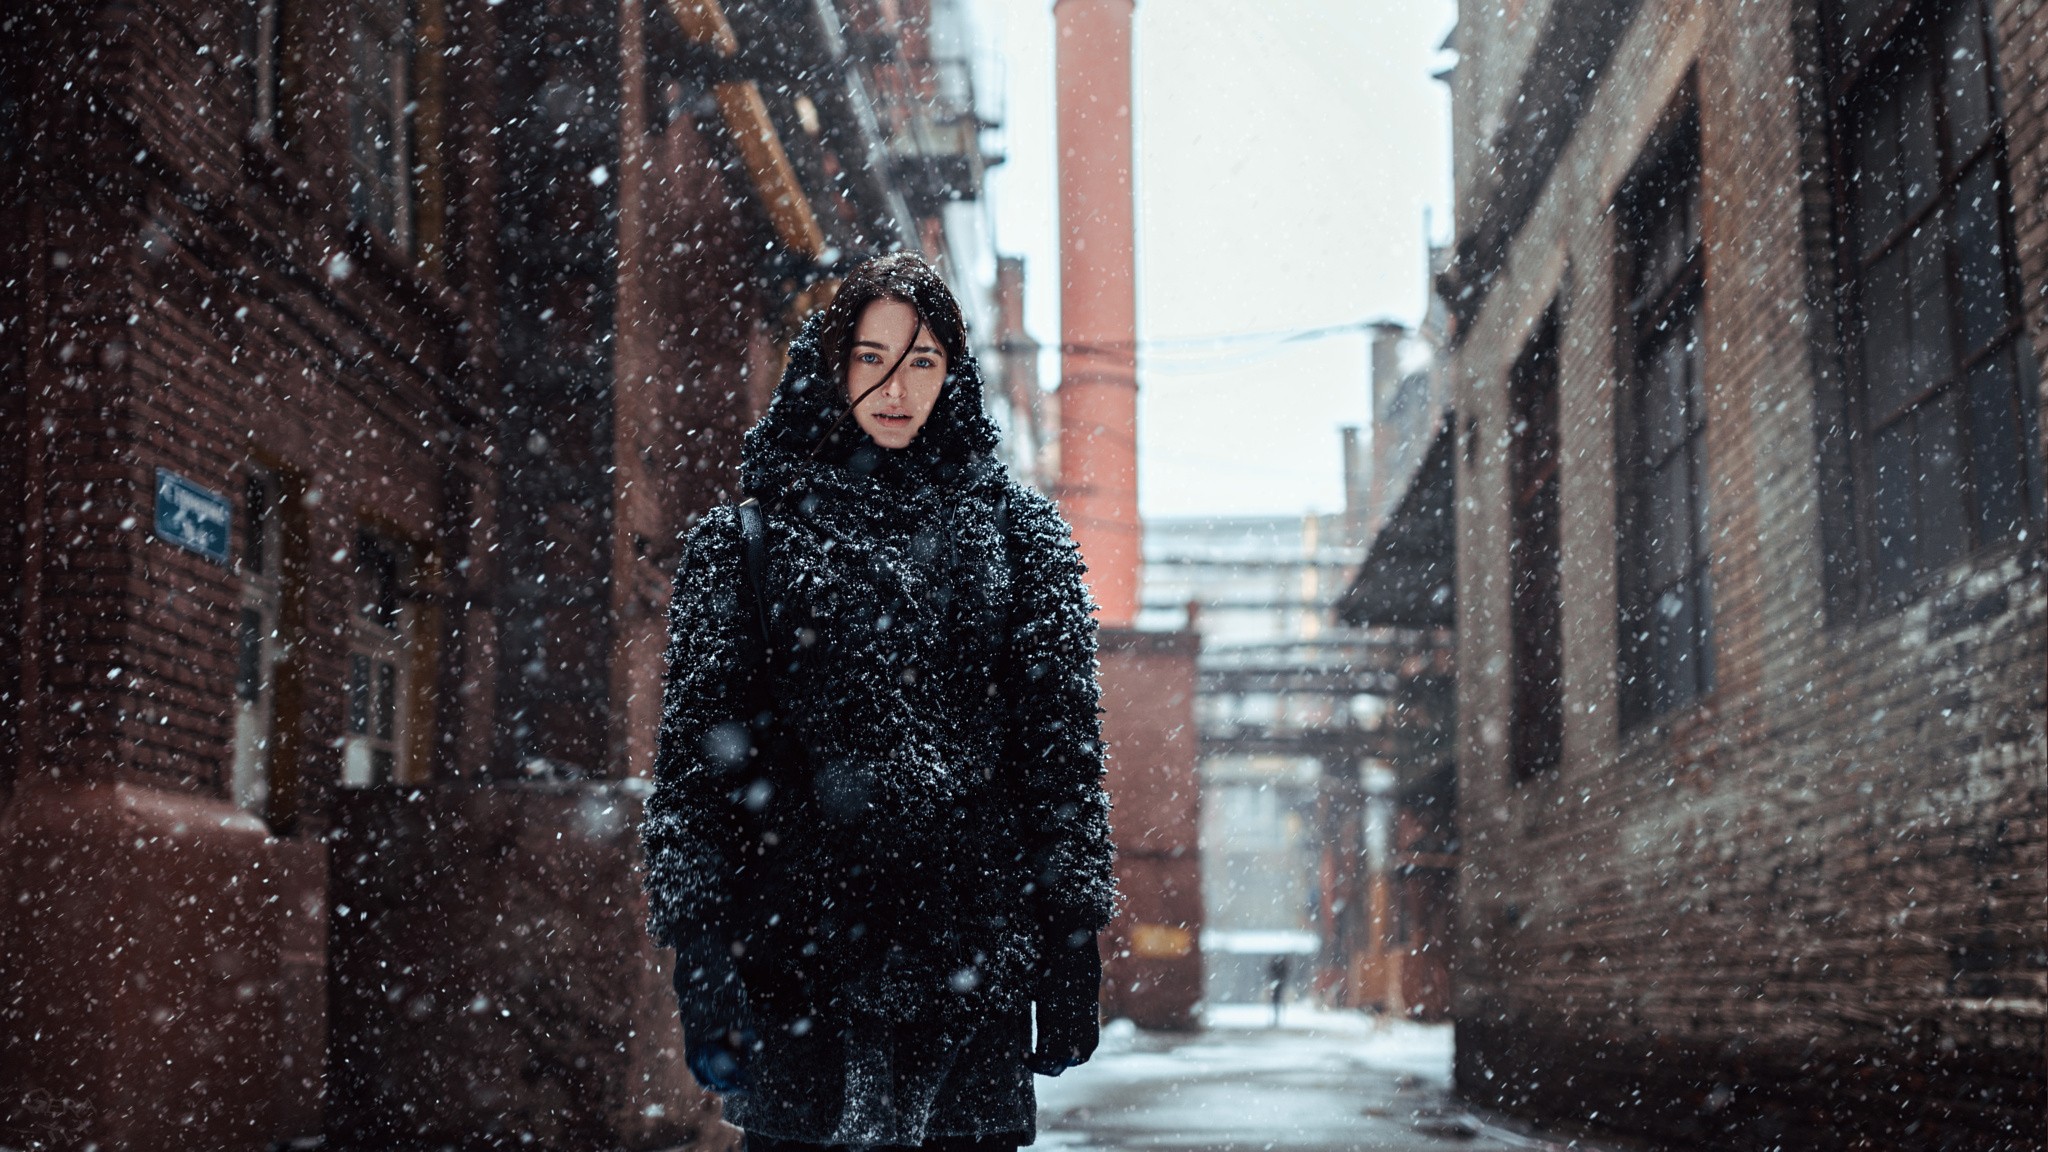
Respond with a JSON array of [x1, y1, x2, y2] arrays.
[[809, 313, 924, 460]]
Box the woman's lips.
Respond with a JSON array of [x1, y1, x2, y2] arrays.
[[875, 412, 911, 425]]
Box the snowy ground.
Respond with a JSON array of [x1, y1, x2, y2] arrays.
[[1035, 1004, 1596, 1152]]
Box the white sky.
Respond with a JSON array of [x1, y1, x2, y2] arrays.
[[977, 0, 1456, 518]]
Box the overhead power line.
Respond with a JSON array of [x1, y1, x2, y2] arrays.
[[1031, 318, 1413, 377], [1054, 318, 1395, 356]]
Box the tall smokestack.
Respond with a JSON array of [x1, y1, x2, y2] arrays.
[[993, 256, 1047, 489], [1368, 321, 1405, 422], [1054, 0, 1140, 626], [1341, 425, 1366, 546]]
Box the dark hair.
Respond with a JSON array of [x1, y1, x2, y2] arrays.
[[812, 252, 971, 386]]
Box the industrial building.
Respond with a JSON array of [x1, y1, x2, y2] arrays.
[[1432, 0, 2045, 1145]]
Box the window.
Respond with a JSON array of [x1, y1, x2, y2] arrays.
[[349, 0, 414, 248], [234, 474, 283, 814], [1616, 108, 1713, 728], [1508, 316, 1564, 780], [1832, 0, 2044, 604], [249, 0, 314, 149], [342, 533, 418, 787], [240, 1, 282, 140], [343, 0, 452, 263]]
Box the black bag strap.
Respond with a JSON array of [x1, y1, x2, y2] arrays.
[[735, 498, 772, 663], [990, 486, 1014, 687]]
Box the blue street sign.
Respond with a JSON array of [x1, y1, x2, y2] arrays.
[[154, 468, 231, 564]]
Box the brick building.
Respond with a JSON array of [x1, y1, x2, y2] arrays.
[[1338, 297, 1460, 1023], [1434, 0, 2046, 1146], [0, 1, 996, 1149]]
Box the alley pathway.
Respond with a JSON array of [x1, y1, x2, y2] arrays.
[[1035, 1006, 1590, 1152]]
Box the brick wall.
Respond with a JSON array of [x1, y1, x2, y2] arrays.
[[1097, 627, 1205, 1030], [1446, 0, 2048, 1147], [1, 30, 27, 798], [0, 1, 786, 1147], [1, 2, 502, 1145], [5, 0, 504, 804]]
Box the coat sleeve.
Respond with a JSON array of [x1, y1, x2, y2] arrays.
[[1004, 486, 1119, 938], [642, 507, 755, 950]]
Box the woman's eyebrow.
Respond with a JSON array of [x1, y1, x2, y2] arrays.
[[853, 338, 941, 355]]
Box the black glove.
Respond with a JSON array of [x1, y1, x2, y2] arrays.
[[1028, 928, 1101, 1076], [672, 937, 755, 1094]]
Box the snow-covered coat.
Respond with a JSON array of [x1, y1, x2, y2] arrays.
[[641, 312, 1116, 1145]]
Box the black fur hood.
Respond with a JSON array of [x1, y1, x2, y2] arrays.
[[737, 307, 1002, 499]]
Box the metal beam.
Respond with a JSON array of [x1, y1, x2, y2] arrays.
[[1199, 668, 1424, 696], [1142, 598, 1341, 612], [1145, 556, 1362, 570], [1198, 724, 1400, 761], [712, 80, 827, 259], [663, 0, 738, 56], [1198, 726, 1452, 776]]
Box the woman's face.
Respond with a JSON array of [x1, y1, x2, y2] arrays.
[[846, 297, 947, 450]]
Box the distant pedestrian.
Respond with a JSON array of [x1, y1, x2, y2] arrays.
[[1268, 955, 1290, 1027], [642, 253, 1117, 1151]]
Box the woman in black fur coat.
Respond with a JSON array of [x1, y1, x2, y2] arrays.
[[641, 253, 1117, 1151]]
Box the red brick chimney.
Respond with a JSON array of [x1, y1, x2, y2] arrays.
[[1054, 0, 1202, 1033], [1054, 0, 1140, 626]]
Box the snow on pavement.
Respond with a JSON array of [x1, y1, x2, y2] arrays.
[[1035, 1004, 1575, 1152]]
